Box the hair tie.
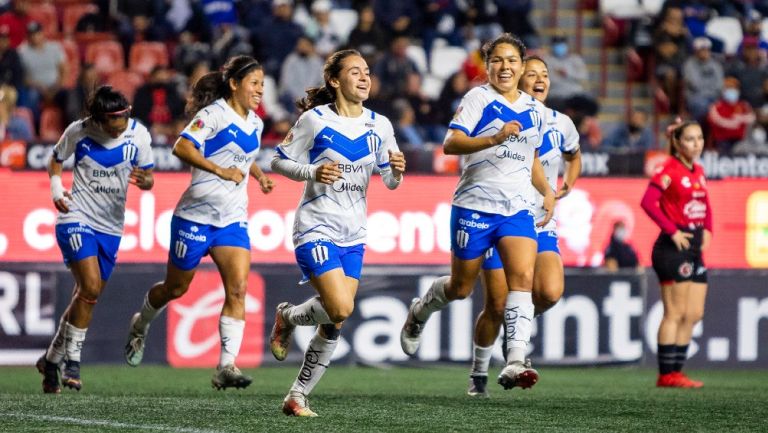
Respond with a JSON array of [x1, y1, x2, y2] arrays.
[[106, 106, 131, 116]]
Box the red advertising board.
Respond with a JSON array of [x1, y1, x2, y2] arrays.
[[0, 169, 766, 268]]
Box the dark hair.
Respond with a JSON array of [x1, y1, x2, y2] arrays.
[[86, 85, 130, 124], [481, 33, 527, 65], [523, 54, 548, 68], [186, 55, 261, 116], [296, 49, 362, 113], [669, 120, 700, 156]]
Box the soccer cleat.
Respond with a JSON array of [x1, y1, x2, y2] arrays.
[[35, 355, 61, 394], [269, 302, 296, 361], [282, 391, 318, 417], [400, 298, 425, 356], [657, 372, 703, 388], [467, 374, 490, 398], [211, 364, 252, 390], [124, 313, 147, 367], [61, 360, 82, 391], [497, 360, 539, 390], [676, 372, 704, 388]]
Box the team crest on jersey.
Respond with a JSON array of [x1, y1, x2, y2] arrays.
[[366, 133, 380, 154], [123, 143, 137, 162], [190, 118, 205, 132], [456, 229, 470, 249], [69, 233, 83, 253], [546, 130, 563, 152], [282, 129, 294, 144], [528, 109, 541, 128], [175, 240, 188, 259], [678, 261, 693, 278], [660, 174, 672, 189]]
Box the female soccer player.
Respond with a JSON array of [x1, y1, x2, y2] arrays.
[[399, 33, 554, 391], [467, 55, 582, 397], [124, 55, 274, 390], [268, 49, 405, 417], [36, 86, 154, 393], [641, 120, 710, 388]]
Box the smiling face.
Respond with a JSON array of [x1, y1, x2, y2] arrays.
[[486, 43, 525, 95], [518, 58, 549, 103], [230, 68, 264, 113], [330, 54, 371, 104], [674, 123, 705, 163]]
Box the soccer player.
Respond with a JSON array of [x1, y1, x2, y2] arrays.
[[399, 33, 554, 390], [124, 55, 274, 390], [641, 120, 710, 388], [468, 55, 582, 397], [36, 86, 154, 393], [268, 49, 405, 417]]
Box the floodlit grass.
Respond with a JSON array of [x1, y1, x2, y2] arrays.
[[1, 364, 766, 432]]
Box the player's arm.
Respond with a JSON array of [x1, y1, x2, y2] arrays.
[[532, 152, 555, 227], [47, 157, 71, 213], [249, 162, 275, 193], [557, 149, 581, 199], [443, 121, 522, 155], [129, 167, 154, 190], [172, 136, 244, 183]]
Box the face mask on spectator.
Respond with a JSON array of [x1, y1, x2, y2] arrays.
[[723, 88, 740, 103], [628, 124, 641, 134], [552, 43, 568, 58], [614, 227, 627, 242], [752, 126, 766, 143]]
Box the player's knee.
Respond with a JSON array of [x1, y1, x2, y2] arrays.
[[326, 304, 354, 323], [684, 309, 705, 325], [662, 309, 684, 323], [446, 280, 474, 300], [508, 270, 534, 290], [224, 279, 247, 302], [483, 305, 505, 324], [534, 290, 561, 312], [165, 281, 190, 300], [78, 279, 102, 301]]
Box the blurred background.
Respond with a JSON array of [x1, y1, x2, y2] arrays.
[[0, 0, 766, 370]]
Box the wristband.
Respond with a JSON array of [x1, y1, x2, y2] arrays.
[[50, 175, 65, 201]]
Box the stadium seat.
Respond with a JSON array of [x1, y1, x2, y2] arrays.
[[62, 3, 99, 35], [328, 8, 358, 43], [105, 69, 144, 103], [429, 46, 468, 80], [761, 18, 768, 42], [706, 16, 743, 55], [60, 39, 80, 89], [599, 0, 645, 18], [406, 45, 428, 74], [129, 42, 170, 76], [39, 107, 64, 142], [420, 74, 445, 100], [27, 3, 58, 38], [85, 40, 125, 76]]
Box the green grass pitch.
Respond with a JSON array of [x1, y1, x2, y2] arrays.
[[1, 365, 766, 432]]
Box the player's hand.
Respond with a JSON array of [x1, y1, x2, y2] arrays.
[[388, 150, 406, 180], [702, 229, 712, 251], [537, 192, 555, 227], [492, 120, 523, 145], [50, 175, 71, 213], [129, 167, 154, 190], [555, 182, 571, 199], [315, 161, 342, 185], [671, 230, 694, 251], [258, 175, 275, 194], [218, 166, 245, 184], [53, 192, 72, 213], [665, 116, 683, 139]]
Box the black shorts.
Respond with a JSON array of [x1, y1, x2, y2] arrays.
[[651, 229, 707, 285]]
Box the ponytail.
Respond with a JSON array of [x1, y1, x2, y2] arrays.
[[296, 86, 336, 113], [185, 71, 227, 116]]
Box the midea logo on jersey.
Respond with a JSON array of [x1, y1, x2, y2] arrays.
[[123, 143, 137, 162], [456, 229, 470, 249], [311, 243, 329, 265], [495, 145, 526, 161], [68, 233, 83, 252], [174, 240, 188, 258], [88, 180, 121, 194], [177, 227, 207, 242], [332, 179, 365, 193]]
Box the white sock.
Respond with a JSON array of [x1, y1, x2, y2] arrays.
[[285, 297, 332, 326], [219, 315, 245, 368], [64, 323, 88, 362], [134, 292, 166, 332], [470, 344, 493, 376], [413, 276, 450, 322], [45, 316, 68, 364], [504, 291, 534, 364], [290, 330, 338, 396]]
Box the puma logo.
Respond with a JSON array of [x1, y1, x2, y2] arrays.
[[229, 128, 238, 137], [492, 105, 502, 114], [322, 134, 334, 143]]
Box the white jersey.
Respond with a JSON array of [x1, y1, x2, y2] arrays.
[[176, 99, 263, 227], [275, 104, 400, 247], [448, 86, 548, 216], [53, 118, 153, 236], [536, 109, 580, 232]]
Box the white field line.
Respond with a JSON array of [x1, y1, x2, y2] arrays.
[[3, 413, 226, 433]]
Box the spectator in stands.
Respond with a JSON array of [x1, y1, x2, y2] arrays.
[[602, 108, 654, 152], [279, 34, 324, 113], [0, 0, 31, 48], [433, 70, 471, 128], [373, 0, 420, 38], [0, 83, 33, 141], [0, 24, 22, 90], [497, 0, 539, 49], [683, 37, 724, 122], [543, 33, 592, 112], [653, 6, 689, 113], [456, 0, 503, 43], [133, 65, 185, 145], [252, 0, 304, 77], [603, 220, 640, 271], [420, 0, 463, 65], [211, 21, 253, 68], [707, 76, 755, 154], [303, 0, 342, 57], [62, 64, 100, 126], [392, 98, 426, 149], [726, 36, 768, 109], [403, 72, 441, 142], [173, 31, 213, 76], [346, 3, 387, 62], [17, 21, 67, 120], [742, 10, 768, 51], [373, 35, 420, 101]]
